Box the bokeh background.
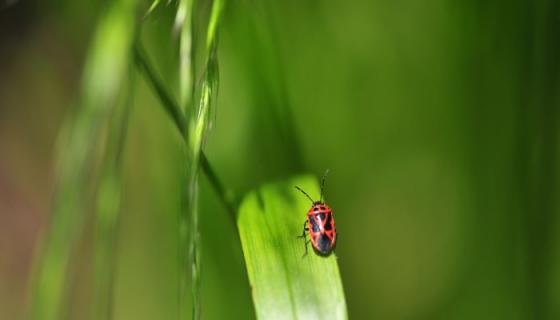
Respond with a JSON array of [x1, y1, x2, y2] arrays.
[[1, 0, 559, 319]]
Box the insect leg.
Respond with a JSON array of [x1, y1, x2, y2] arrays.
[[297, 220, 309, 257], [297, 220, 308, 239], [302, 239, 311, 257]]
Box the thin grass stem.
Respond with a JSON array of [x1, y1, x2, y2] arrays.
[[133, 42, 187, 136], [184, 0, 226, 317], [176, 0, 195, 112], [134, 6, 228, 316], [133, 39, 234, 220]]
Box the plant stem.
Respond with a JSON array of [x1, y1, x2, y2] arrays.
[[176, 0, 195, 112], [133, 41, 234, 219], [133, 42, 187, 136], [184, 2, 225, 316], [175, 2, 196, 317], [201, 155, 236, 222], [135, 4, 228, 315]]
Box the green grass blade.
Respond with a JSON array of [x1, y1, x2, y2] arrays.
[[144, 0, 162, 18], [133, 40, 232, 220], [29, 1, 139, 319], [183, 0, 225, 318], [238, 175, 348, 320], [176, 1, 196, 318], [92, 68, 135, 320], [176, 0, 194, 112]]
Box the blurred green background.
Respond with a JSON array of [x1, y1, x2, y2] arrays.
[[1, 0, 559, 319]]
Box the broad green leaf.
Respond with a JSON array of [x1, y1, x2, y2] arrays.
[[238, 175, 348, 320]]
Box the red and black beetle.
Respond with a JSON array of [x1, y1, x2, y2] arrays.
[[295, 170, 337, 256]]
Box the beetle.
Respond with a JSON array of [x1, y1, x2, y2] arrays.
[[295, 170, 337, 256]]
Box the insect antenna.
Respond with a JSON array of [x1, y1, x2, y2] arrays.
[[320, 169, 330, 203], [295, 186, 315, 204]]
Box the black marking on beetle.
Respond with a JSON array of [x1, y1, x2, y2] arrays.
[[324, 214, 332, 230], [317, 233, 331, 253], [309, 217, 321, 232]]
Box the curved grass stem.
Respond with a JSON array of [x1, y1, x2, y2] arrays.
[[133, 41, 234, 219], [135, 1, 227, 316]]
